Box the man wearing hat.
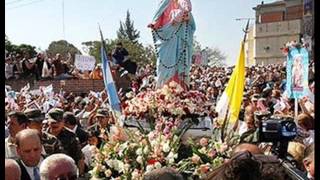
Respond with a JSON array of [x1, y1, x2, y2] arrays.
[[88, 109, 113, 135], [5, 111, 29, 159], [46, 108, 83, 168], [63, 112, 88, 148], [24, 108, 63, 156]]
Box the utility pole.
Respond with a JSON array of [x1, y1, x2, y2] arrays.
[[62, 0, 65, 39]]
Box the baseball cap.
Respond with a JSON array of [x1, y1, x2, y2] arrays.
[[96, 109, 110, 118], [24, 108, 45, 123], [47, 108, 64, 123]]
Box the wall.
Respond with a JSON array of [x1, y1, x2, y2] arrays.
[[254, 19, 302, 65], [6, 77, 131, 94]]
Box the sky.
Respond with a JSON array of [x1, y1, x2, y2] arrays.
[[5, 0, 276, 65]]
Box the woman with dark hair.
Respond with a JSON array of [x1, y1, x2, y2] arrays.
[[206, 151, 292, 180], [206, 151, 261, 180]]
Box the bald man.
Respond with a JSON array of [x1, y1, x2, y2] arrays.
[[15, 129, 43, 180], [5, 159, 21, 180]]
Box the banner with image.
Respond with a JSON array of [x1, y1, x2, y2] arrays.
[[286, 47, 309, 99]]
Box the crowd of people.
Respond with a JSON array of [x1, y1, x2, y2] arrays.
[[5, 58, 315, 179], [5, 42, 138, 82]]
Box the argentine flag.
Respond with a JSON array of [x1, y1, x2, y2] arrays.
[[99, 29, 122, 114]]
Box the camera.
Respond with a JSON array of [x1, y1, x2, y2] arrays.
[[259, 118, 297, 143], [258, 117, 308, 179]]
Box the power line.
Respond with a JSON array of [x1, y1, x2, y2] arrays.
[[6, 0, 25, 5], [6, 0, 45, 10]]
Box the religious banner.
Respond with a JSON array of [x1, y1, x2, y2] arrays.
[[286, 47, 309, 99], [74, 54, 96, 71], [192, 51, 202, 65]]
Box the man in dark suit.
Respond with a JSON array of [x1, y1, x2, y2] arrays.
[[15, 129, 43, 180], [46, 108, 85, 176], [63, 111, 89, 148]]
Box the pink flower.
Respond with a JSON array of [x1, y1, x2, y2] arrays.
[[199, 138, 209, 147], [191, 154, 201, 164], [199, 164, 210, 174], [208, 149, 217, 158]]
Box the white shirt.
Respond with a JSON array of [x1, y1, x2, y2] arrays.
[[5, 136, 18, 159], [20, 157, 43, 180], [82, 144, 94, 166], [5, 63, 14, 79], [66, 125, 78, 134]]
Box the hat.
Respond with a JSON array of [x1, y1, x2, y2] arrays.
[[96, 109, 110, 118], [63, 112, 77, 125], [47, 108, 64, 122], [8, 111, 29, 124], [24, 108, 45, 123]]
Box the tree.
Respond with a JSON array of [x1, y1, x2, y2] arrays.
[[117, 10, 140, 43], [192, 37, 227, 67], [206, 47, 227, 67], [5, 35, 37, 57], [46, 40, 81, 60], [82, 38, 155, 66]]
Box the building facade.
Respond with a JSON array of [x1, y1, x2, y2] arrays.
[[252, 0, 303, 65]]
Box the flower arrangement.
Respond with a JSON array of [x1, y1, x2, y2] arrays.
[[122, 81, 210, 123], [89, 126, 232, 179], [88, 82, 234, 179], [280, 40, 310, 56]]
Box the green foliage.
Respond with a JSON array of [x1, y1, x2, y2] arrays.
[[46, 40, 81, 59], [117, 10, 140, 43], [82, 38, 155, 66], [5, 35, 37, 57]]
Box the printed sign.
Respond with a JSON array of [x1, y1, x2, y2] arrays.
[[74, 54, 96, 71]]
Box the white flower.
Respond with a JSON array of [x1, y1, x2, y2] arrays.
[[162, 142, 171, 153], [136, 156, 143, 164], [106, 160, 114, 169], [132, 170, 140, 180], [136, 148, 143, 155], [143, 146, 149, 154], [104, 169, 112, 177], [124, 164, 131, 173], [146, 165, 154, 173], [154, 162, 162, 169], [114, 160, 124, 173]]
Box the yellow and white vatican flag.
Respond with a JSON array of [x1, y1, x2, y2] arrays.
[[215, 41, 246, 133]]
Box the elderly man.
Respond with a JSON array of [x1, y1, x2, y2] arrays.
[[5, 159, 21, 180], [24, 108, 63, 156], [15, 129, 43, 180], [40, 154, 78, 180], [5, 111, 29, 159]]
